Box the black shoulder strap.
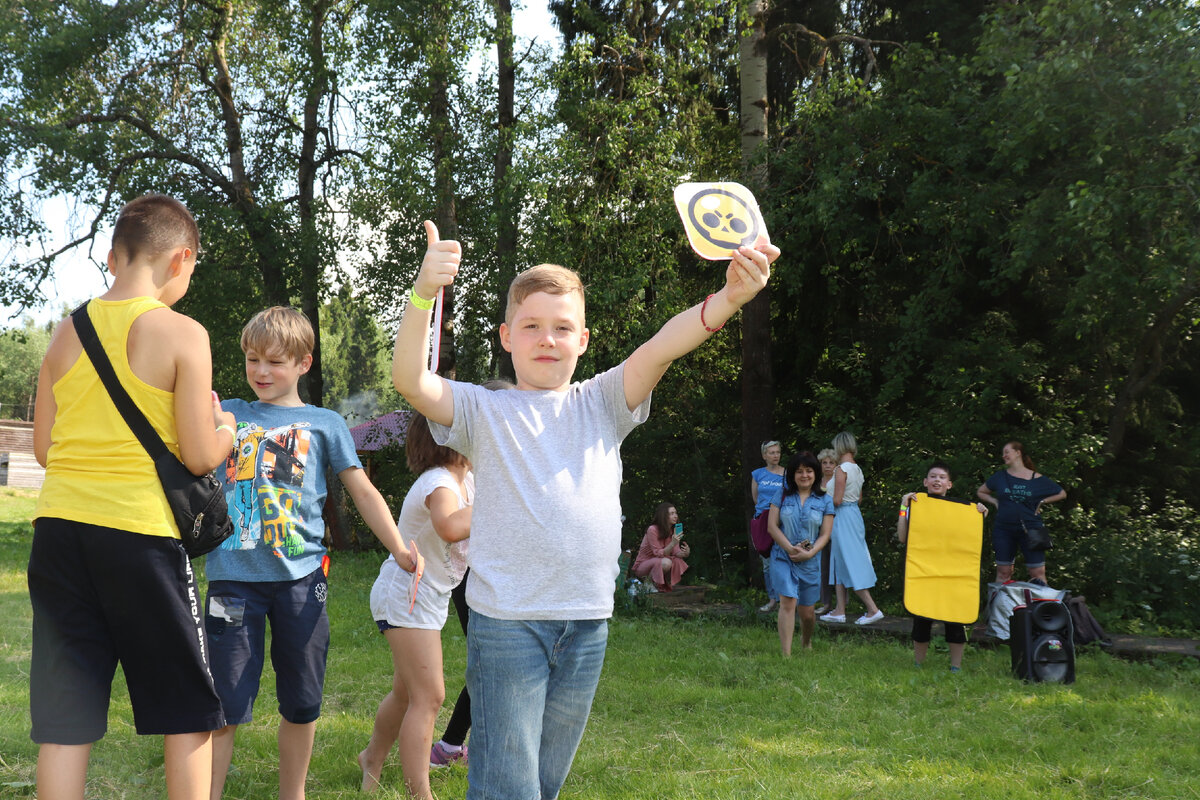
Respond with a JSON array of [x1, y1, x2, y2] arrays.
[[71, 301, 170, 461]]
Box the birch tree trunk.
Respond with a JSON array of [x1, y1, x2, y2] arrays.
[[739, 0, 775, 578], [493, 0, 518, 381], [430, 1, 460, 379]]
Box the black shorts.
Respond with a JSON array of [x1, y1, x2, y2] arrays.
[[911, 614, 967, 645], [28, 518, 226, 744]]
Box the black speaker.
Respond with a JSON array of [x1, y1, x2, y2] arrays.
[[1010, 600, 1075, 684]]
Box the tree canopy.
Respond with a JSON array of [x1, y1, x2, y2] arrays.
[[2, 0, 1197, 629]]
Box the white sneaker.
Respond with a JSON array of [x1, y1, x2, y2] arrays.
[[855, 610, 885, 625], [758, 600, 777, 612], [819, 612, 846, 623]]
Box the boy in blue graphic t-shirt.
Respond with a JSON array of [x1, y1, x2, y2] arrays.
[[205, 307, 420, 800]]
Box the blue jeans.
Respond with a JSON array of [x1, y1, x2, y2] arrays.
[[465, 613, 608, 800], [762, 555, 778, 601]]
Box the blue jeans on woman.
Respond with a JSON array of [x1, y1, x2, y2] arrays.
[[465, 612, 609, 800], [762, 555, 778, 601]]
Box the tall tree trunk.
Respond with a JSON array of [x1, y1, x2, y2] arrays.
[[209, 1, 289, 307], [430, 2, 459, 379], [740, 0, 773, 581], [297, 0, 332, 408], [295, 0, 355, 550], [493, 0, 517, 381]]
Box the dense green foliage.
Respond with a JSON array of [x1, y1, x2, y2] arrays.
[[0, 318, 50, 420], [2, 0, 1198, 631], [764, 0, 1200, 631]]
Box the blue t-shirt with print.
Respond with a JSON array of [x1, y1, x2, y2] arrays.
[[773, 489, 834, 577], [752, 467, 785, 515], [984, 470, 1064, 528], [207, 399, 362, 582]]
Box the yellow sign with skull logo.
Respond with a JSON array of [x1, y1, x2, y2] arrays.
[[673, 181, 769, 260]]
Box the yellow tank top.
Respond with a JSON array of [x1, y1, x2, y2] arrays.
[[35, 298, 183, 538]]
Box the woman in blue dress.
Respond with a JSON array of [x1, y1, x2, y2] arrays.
[[766, 451, 834, 655], [820, 431, 885, 626]]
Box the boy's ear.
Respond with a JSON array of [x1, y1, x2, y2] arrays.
[[578, 326, 589, 353], [498, 322, 512, 352], [167, 245, 193, 276], [106, 249, 116, 274], [298, 353, 313, 373]]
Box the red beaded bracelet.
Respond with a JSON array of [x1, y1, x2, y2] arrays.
[[700, 293, 725, 333]]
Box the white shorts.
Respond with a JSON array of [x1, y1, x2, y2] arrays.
[[369, 558, 452, 630]]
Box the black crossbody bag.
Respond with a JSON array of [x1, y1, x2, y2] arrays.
[[1002, 470, 1053, 551], [72, 302, 234, 558]]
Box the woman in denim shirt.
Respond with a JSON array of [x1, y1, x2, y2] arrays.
[[766, 451, 834, 656]]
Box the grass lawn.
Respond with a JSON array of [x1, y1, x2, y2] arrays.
[[2, 486, 1198, 798]]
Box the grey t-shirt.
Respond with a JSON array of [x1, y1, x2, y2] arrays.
[[429, 363, 650, 620]]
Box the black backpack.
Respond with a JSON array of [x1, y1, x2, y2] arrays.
[[1066, 596, 1111, 646]]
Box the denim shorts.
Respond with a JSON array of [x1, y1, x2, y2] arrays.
[[992, 524, 1046, 569], [205, 568, 330, 725], [465, 613, 608, 800], [370, 556, 452, 630]]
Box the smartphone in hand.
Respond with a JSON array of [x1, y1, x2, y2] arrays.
[[673, 522, 684, 538]]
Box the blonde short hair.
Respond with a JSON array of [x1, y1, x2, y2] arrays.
[[832, 431, 858, 457], [760, 440, 781, 457], [817, 448, 837, 463], [240, 306, 314, 363], [505, 264, 586, 326]]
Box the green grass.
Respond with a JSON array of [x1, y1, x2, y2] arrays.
[[2, 487, 1199, 798]]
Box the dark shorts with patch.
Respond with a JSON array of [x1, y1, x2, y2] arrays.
[[205, 569, 329, 725], [28, 518, 225, 744]]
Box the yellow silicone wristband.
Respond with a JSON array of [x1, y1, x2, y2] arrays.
[[410, 287, 435, 311], [216, 424, 236, 439]]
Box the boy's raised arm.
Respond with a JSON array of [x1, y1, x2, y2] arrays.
[[623, 241, 779, 412], [391, 221, 461, 427]]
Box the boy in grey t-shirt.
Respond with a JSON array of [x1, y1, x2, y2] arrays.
[[392, 220, 779, 799]]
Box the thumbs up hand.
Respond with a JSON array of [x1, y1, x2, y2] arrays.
[[414, 220, 462, 302]]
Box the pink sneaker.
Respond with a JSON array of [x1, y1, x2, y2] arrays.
[[430, 741, 467, 768]]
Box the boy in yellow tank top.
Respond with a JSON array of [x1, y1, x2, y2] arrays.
[[30, 194, 237, 800]]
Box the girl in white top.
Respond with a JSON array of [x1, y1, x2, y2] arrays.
[[819, 431, 884, 626], [814, 447, 839, 613], [360, 412, 473, 797]]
